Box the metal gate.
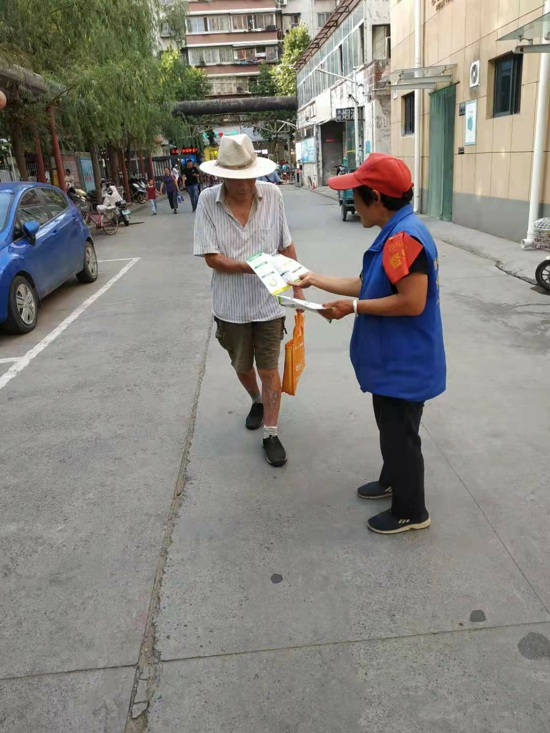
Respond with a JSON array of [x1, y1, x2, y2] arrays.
[[428, 84, 456, 222], [151, 156, 172, 182]]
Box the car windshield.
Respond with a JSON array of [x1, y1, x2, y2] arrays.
[[0, 191, 12, 230]]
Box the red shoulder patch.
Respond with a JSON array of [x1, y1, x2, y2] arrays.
[[382, 232, 423, 284]]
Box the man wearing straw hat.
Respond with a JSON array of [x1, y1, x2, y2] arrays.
[[195, 134, 304, 467]]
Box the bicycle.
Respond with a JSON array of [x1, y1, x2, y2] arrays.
[[82, 204, 119, 235]]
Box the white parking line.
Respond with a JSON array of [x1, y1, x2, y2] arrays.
[[0, 357, 20, 365], [0, 257, 140, 392], [98, 257, 137, 263]]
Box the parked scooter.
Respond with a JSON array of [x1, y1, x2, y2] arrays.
[[129, 175, 147, 205], [66, 185, 87, 208], [535, 255, 550, 292], [103, 183, 131, 227]]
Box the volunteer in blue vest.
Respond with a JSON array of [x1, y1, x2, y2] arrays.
[[299, 153, 446, 535]]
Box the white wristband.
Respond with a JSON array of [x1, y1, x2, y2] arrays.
[[353, 299, 358, 316]]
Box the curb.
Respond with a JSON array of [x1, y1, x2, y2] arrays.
[[308, 188, 539, 286]]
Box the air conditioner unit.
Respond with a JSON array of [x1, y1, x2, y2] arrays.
[[469, 60, 480, 89], [277, 0, 288, 7]]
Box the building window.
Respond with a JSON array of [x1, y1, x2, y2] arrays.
[[373, 25, 390, 60], [283, 14, 300, 31], [188, 16, 207, 33], [232, 15, 249, 30], [236, 47, 256, 61], [188, 15, 232, 33], [266, 46, 278, 62], [188, 47, 233, 65], [493, 54, 522, 117], [207, 15, 231, 32], [317, 13, 331, 28], [209, 76, 251, 96], [403, 93, 415, 135], [232, 13, 275, 31]]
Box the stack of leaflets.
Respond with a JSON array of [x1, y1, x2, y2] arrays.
[[247, 252, 330, 315], [278, 295, 327, 313], [247, 253, 310, 296]]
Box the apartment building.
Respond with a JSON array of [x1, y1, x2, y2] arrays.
[[391, 0, 550, 242], [184, 0, 281, 97], [182, 0, 343, 98], [158, 0, 185, 53], [296, 0, 391, 188], [281, 0, 338, 37]]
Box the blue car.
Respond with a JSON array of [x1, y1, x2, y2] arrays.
[[0, 182, 98, 334]]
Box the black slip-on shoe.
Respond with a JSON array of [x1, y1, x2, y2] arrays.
[[246, 403, 264, 430], [263, 436, 287, 467], [367, 509, 431, 535], [357, 481, 392, 500]]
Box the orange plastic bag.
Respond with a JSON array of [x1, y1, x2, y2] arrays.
[[282, 312, 306, 396]]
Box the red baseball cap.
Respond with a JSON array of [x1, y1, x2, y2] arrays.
[[328, 153, 413, 198]]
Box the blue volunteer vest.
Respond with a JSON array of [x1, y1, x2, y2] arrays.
[[350, 204, 446, 402]]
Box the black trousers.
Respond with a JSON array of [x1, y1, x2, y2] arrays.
[[373, 394, 426, 521], [167, 190, 178, 210]]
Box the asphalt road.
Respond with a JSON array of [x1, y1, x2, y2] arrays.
[[1, 189, 550, 732]]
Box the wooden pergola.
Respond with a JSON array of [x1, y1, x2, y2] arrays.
[[0, 65, 66, 190]]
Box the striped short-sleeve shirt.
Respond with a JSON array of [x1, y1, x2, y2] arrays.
[[193, 182, 292, 324]]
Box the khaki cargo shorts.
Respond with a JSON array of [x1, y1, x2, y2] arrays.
[[214, 317, 285, 372]]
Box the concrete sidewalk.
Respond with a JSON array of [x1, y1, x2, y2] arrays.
[[313, 185, 546, 285], [145, 188, 550, 732], [2, 187, 549, 731]]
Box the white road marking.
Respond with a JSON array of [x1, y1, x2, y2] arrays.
[[0, 257, 140, 392], [98, 257, 137, 263], [0, 357, 21, 364]]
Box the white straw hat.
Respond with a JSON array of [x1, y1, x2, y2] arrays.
[[200, 134, 277, 179]]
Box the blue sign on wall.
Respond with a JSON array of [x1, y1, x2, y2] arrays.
[[78, 157, 95, 192], [301, 137, 316, 163]]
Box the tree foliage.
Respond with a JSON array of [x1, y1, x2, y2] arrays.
[[241, 24, 311, 147], [0, 0, 208, 162], [272, 24, 311, 97], [247, 63, 280, 142]]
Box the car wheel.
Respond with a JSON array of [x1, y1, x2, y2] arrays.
[[2, 275, 39, 334], [535, 260, 550, 292], [77, 241, 99, 284]]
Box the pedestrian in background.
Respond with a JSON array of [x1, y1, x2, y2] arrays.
[[64, 168, 74, 188], [300, 154, 446, 535], [146, 178, 157, 215], [161, 167, 178, 214], [183, 159, 201, 212], [257, 170, 281, 185]]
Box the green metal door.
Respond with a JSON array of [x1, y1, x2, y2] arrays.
[[428, 85, 456, 221]]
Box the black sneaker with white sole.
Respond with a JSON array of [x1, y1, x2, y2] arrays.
[[357, 481, 392, 500], [246, 403, 264, 430], [263, 436, 287, 467], [367, 509, 431, 535]]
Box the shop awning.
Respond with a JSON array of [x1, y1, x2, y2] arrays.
[[498, 10, 550, 52], [390, 65, 456, 91]]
